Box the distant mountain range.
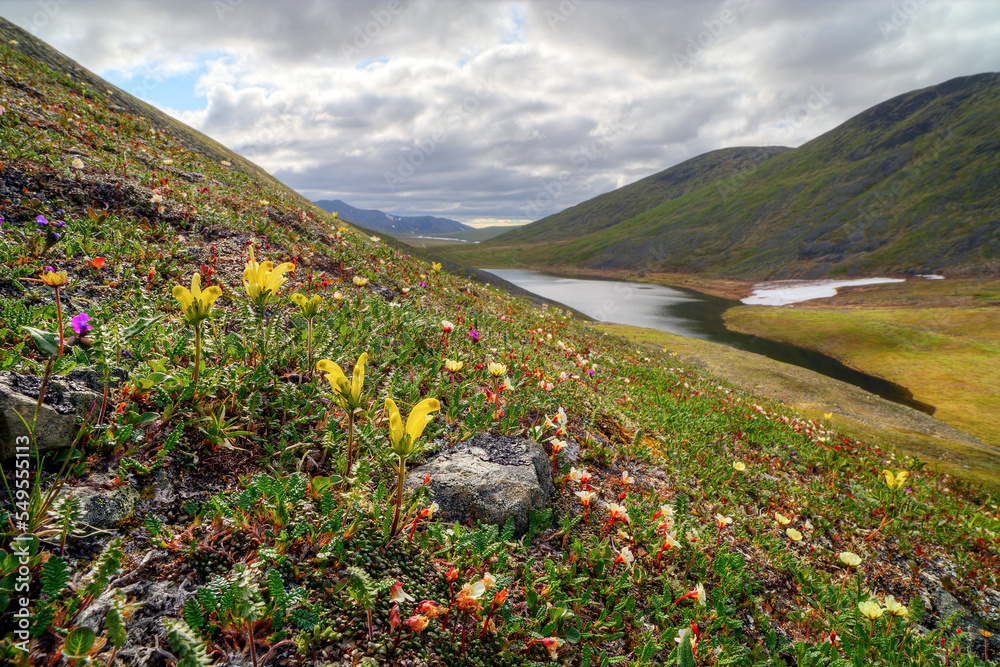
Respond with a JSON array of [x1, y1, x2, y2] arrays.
[[314, 199, 473, 235], [441, 72, 1000, 279]]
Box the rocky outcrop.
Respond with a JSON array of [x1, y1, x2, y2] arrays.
[[405, 434, 555, 536]]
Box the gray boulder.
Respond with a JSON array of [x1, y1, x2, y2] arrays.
[[0, 371, 96, 458], [405, 434, 555, 536], [0, 367, 127, 458]]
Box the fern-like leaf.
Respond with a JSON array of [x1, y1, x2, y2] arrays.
[[40, 556, 69, 597], [105, 596, 128, 650], [183, 597, 205, 632], [163, 618, 213, 667]]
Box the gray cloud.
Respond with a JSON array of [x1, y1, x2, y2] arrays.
[[4, 0, 998, 224]]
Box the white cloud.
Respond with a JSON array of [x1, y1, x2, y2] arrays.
[[3, 0, 998, 222]]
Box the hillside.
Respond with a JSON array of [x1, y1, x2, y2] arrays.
[[496, 146, 789, 245], [315, 198, 473, 236], [442, 73, 1000, 279], [1, 19, 999, 666]]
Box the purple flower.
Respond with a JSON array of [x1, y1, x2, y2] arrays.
[[52, 233, 61, 240], [468, 327, 480, 343], [418, 281, 427, 287], [44, 266, 55, 272], [588, 369, 596, 377], [36, 215, 48, 226], [71, 312, 93, 335], [55, 220, 65, 227]]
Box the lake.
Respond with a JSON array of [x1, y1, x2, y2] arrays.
[[482, 269, 934, 414]]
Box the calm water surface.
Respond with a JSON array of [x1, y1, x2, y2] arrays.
[[483, 269, 934, 414]]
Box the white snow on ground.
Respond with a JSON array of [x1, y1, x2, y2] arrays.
[[741, 278, 906, 306]]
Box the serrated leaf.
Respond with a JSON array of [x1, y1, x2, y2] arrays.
[[40, 556, 69, 597], [183, 597, 205, 631], [163, 618, 213, 667], [678, 629, 696, 667], [106, 599, 127, 649]]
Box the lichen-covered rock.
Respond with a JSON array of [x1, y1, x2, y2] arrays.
[[405, 434, 555, 536], [62, 477, 141, 530], [0, 367, 127, 458]]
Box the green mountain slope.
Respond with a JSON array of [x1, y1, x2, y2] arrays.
[[498, 146, 789, 244], [444, 73, 1000, 279]]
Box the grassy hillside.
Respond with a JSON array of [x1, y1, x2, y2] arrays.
[[441, 73, 1000, 279], [1, 22, 999, 666]]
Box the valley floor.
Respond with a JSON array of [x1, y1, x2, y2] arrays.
[[722, 279, 1000, 458]]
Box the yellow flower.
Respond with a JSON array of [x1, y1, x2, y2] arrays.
[[882, 469, 909, 491], [733, 461, 746, 472], [333, 290, 344, 300], [839, 552, 862, 567], [40, 270, 68, 287], [775, 512, 791, 526], [317, 353, 369, 412], [290, 292, 323, 318], [243, 246, 294, 307], [353, 276, 369, 287], [172, 273, 223, 325], [786, 528, 803, 542], [884, 596, 908, 618], [431, 262, 442, 274], [385, 396, 441, 459], [823, 412, 833, 420], [444, 359, 465, 373], [488, 362, 507, 377], [858, 600, 884, 620]]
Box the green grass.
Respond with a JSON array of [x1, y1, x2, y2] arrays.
[[591, 322, 1000, 489], [724, 302, 1000, 448], [1, 22, 999, 667]]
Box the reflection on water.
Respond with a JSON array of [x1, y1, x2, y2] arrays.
[[482, 269, 934, 415]]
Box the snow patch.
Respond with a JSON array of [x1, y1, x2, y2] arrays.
[[741, 278, 906, 306]]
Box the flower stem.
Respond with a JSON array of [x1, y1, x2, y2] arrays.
[[388, 456, 407, 539], [306, 318, 313, 373], [192, 324, 202, 395]]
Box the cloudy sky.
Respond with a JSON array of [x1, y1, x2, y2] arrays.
[[4, 1, 999, 226]]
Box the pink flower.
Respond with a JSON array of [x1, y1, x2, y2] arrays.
[[71, 312, 93, 335]]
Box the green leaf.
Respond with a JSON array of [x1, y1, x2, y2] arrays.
[[163, 618, 213, 667], [22, 326, 59, 356], [62, 626, 96, 658], [124, 315, 164, 341], [40, 556, 69, 597], [183, 597, 206, 631], [106, 599, 127, 649], [678, 630, 696, 667]]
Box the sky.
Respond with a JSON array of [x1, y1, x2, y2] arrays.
[[4, 1, 999, 227]]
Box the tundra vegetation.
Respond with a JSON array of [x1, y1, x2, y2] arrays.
[[0, 30, 998, 667]]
